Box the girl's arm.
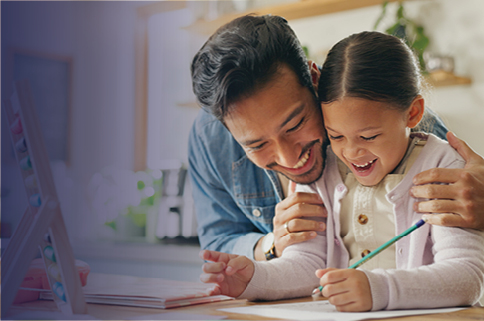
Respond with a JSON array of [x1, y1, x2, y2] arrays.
[[199, 231, 327, 300], [364, 226, 484, 311], [239, 230, 327, 301]]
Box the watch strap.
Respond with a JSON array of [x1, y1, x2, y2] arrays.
[[264, 243, 276, 261]]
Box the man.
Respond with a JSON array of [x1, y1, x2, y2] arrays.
[[188, 15, 484, 262]]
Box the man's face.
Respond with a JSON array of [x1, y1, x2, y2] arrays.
[[224, 65, 327, 185]]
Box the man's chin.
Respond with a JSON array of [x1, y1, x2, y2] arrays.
[[279, 166, 324, 185], [280, 143, 326, 185]]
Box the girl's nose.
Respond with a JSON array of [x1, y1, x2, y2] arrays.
[[343, 142, 364, 160]]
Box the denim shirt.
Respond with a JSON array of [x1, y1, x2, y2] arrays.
[[188, 108, 448, 259]]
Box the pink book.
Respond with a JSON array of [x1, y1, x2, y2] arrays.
[[39, 273, 233, 309]]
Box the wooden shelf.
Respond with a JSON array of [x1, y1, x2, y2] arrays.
[[184, 0, 402, 35], [426, 70, 472, 87], [183, 0, 472, 89]]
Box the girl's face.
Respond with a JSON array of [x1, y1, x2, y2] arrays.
[[322, 97, 423, 187]]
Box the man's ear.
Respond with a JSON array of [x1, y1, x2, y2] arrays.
[[308, 60, 320, 93], [407, 95, 425, 129]]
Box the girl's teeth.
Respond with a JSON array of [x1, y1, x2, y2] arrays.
[[353, 159, 376, 168], [293, 150, 310, 169]]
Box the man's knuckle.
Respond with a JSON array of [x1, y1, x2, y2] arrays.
[[286, 233, 296, 243], [428, 168, 440, 181], [427, 185, 438, 197], [439, 215, 453, 225], [272, 216, 280, 226], [459, 171, 473, 183], [293, 191, 304, 199], [459, 186, 474, 200], [462, 199, 475, 213], [466, 215, 477, 227], [429, 201, 441, 212]]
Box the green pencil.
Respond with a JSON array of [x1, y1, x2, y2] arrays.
[[312, 218, 428, 295]]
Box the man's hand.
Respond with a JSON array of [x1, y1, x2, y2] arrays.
[[272, 181, 327, 257], [411, 132, 484, 229], [199, 250, 254, 298], [316, 268, 372, 312]]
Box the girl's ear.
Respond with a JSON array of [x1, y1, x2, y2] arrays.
[[308, 60, 320, 93], [407, 96, 425, 129]]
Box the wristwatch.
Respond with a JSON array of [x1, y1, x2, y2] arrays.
[[262, 232, 276, 260]]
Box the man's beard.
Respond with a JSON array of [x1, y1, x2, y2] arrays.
[[274, 139, 328, 185]]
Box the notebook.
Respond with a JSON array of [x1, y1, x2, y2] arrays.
[[39, 273, 233, 309]]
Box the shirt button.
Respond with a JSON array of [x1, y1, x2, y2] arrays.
[[398, 248, 403, 255], [252, 209, 261, 217], [337, 184, 345, 192], [361, 249, 371, 258], [358, 214, 368, 225]]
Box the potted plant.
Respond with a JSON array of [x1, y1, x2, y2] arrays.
[[374, 1, 430, 73]]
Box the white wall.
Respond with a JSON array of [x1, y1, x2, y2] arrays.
[[291, 0, 484, 156], [1, 1, 140, 240], [3, 0, 484, 243]]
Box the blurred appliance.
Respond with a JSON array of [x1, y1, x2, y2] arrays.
[[155, 161, 197, 240]]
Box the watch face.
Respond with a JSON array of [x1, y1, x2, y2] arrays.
[[262, 232, 275, 253]]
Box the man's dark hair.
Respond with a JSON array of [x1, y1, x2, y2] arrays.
[[191, 15, 314, 122]]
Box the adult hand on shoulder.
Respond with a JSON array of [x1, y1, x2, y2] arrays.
[[272, 181, 327, 257], [411, 132, 484, 229], [199, 250, 254, 298]]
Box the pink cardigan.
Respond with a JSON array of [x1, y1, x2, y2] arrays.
[[240, 134, 484, 310]]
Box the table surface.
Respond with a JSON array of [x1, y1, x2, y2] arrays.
[[10, 295, 484, 320]]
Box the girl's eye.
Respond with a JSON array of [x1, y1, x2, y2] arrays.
[[329, 135, 343, 140], [362, 135, 379, 141], [287, 117, 305, 133]]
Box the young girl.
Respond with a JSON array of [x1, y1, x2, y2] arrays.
[[199, 31, 484, 312]]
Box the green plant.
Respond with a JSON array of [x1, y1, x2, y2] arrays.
[[374, 1, 430, 73]]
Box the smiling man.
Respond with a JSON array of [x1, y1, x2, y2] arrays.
[[188, 15, 484, 262], [224, 64, 326, 186]]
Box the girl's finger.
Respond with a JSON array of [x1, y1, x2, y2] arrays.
[[225, 256, 250, 276], [202, 261, 226, 273], [199, 272, 224, 284]]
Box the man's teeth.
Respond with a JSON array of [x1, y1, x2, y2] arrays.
[[293, 150, 310, 169], [353, 159, 376, 168]]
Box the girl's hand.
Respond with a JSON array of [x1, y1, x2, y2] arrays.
[[199, 250, 254, 298], [316, 268, 372, 312]]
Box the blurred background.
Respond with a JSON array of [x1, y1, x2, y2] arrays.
[[2, 0, 484, 283]]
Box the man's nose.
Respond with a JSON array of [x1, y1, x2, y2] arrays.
[[275, 138, 301, 168]]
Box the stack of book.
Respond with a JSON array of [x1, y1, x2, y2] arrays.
[[39, 273, 233, 309]]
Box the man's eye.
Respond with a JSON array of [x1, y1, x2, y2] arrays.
[[287, 117, 305, 133], [248, 143, 266, 151], [362, 135, 379, 141]]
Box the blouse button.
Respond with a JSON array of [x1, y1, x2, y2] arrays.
[[252, 209, 261, 217], [337, 184, 345, 192], [361, 249, 371, 258], [358, 214, 368, 225]]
